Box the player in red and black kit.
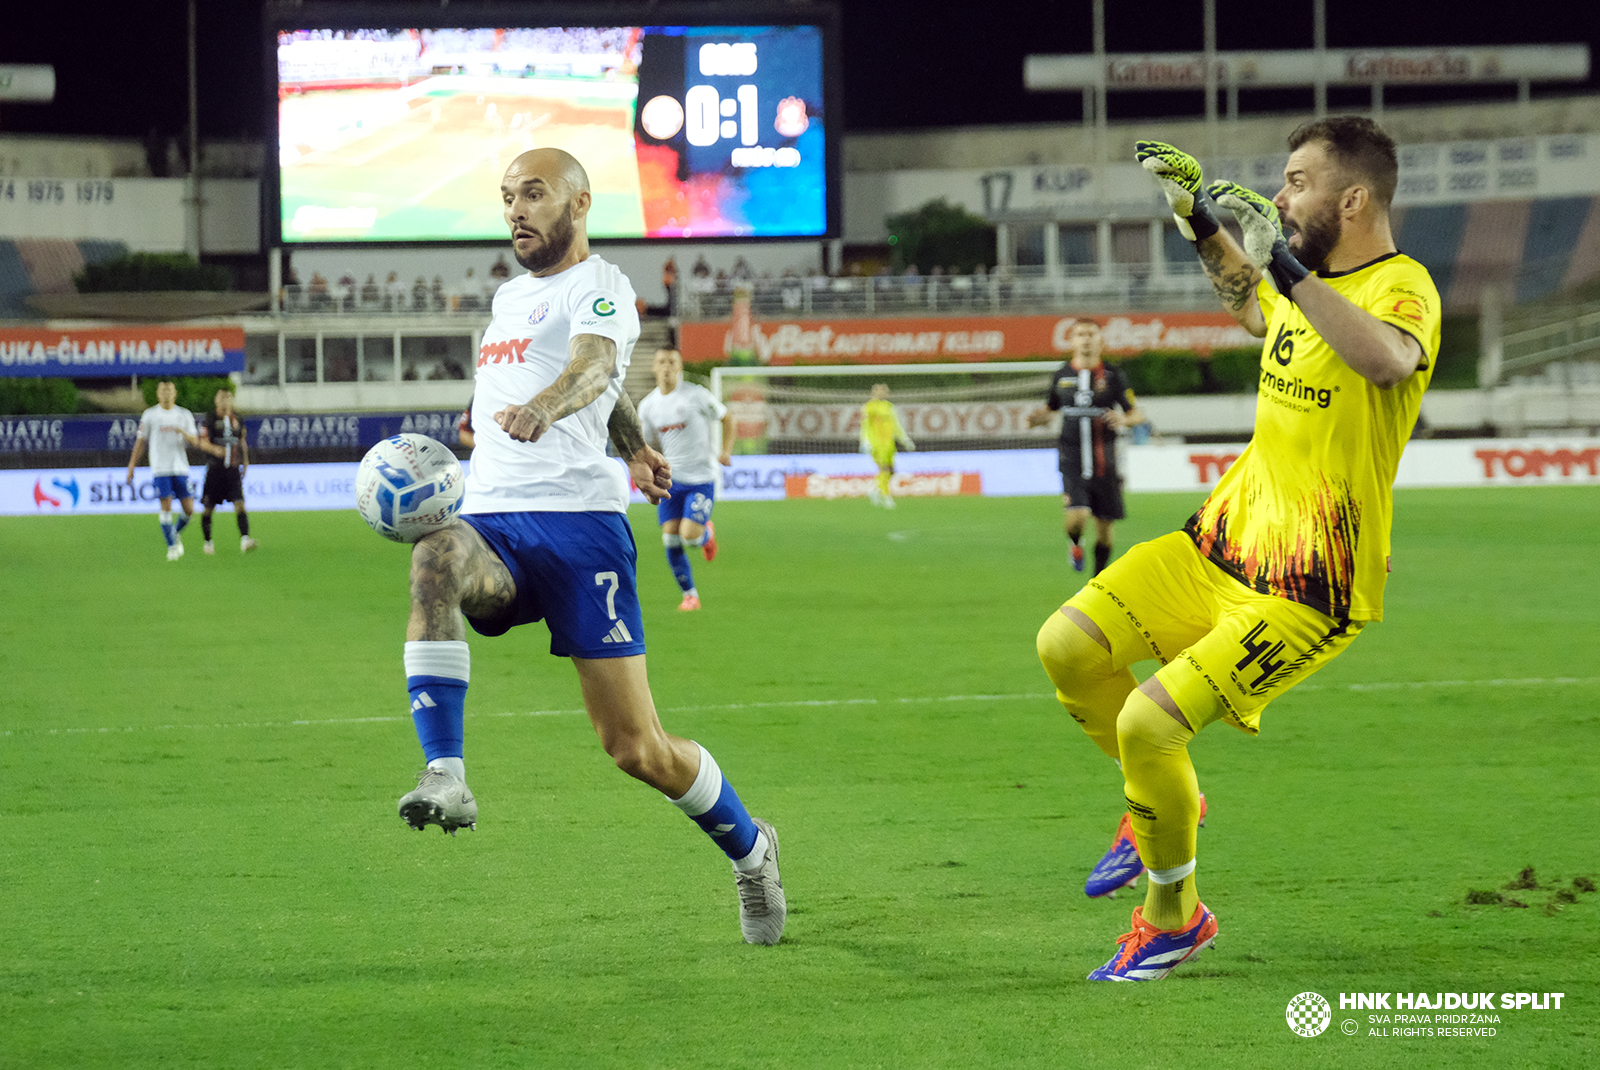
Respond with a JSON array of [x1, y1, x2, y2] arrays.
[[1028, 319, 1146, 575], [198, 386, 257, 553]]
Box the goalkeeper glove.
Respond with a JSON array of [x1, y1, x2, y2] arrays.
[[1206, 179, 1311, 297], [1135, 141, 1222, 243]]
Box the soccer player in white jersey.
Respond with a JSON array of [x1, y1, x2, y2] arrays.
[[394, 148, 786, 945], [125, 380, 198, 561], [637, 347, 736, 611]]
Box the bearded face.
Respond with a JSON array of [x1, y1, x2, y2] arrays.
[[1285, 193, 1343, 273], [511, 197, 579, 274]]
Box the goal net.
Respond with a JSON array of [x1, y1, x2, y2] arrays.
[[710, 362, 1062, 455]]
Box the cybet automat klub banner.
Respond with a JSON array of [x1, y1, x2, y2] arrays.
[[679, 312, 1257, 365], [0, 325, 245, 378]]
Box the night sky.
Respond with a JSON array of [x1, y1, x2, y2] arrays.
[[3, 1, 1600, 140]]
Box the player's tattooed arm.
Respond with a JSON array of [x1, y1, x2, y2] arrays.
[[1196, 233, 1268, 337], [606, 388, 648, 458], [407, 522, 517, 642], [495, 334, 617, 443], [609, 390, 674, 505]]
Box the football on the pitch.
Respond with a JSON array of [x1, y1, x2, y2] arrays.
[[355, 433, 465, 543]]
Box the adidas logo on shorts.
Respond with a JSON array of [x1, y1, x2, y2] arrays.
[[601, 621, 634, 644]]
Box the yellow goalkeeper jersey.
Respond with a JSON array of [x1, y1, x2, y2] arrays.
[[862, 398, 905, 449], [1185, 253, 1440, 621]]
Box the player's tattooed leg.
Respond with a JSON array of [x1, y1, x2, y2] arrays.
[[407, 522, 517, 640]]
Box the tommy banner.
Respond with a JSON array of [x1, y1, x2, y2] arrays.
[[0, 325, 245, 379], [679, 311, 1257, 365]]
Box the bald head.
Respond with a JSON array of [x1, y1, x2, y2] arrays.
[[501, 148, 593, 275], [505, 148, 590, 198]]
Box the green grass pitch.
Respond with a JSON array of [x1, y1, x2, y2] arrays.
[[1, 487, 1596, 1068]]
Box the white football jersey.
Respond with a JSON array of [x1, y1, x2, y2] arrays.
[[136, 404, 197, 475], [463, 255, 640, 514], [637, 381, 727, 486]]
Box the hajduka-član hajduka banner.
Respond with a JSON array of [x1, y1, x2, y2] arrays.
[[0, 325, 246, 378], [679, 312, 1256, 365]]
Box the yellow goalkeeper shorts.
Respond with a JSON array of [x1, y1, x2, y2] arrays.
[[1064, 531, 1364, 734]]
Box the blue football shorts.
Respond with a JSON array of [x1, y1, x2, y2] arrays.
[[152, 473, 191, 500], [458, 511, 646, 658], [656, 480, 715, 527]]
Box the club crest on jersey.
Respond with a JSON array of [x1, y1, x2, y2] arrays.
[[527, 301, 550, 325], [591, 298, 617, 317]]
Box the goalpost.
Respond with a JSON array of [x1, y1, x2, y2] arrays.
[[708, 361, 1064, 455]]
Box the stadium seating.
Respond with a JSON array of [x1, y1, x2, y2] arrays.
[[1395, 196, 1600, 309], [0, 239, 129, 319]]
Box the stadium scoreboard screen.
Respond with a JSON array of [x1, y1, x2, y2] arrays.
[[266, 3, 840, 245]]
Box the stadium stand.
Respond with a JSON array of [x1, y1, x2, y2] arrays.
[[0, 239, 129, 319]]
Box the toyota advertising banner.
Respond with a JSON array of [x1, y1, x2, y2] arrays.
[[5, 438, 1596, 516], [678, 311, 1258, 365], [0, 325, 246, 378]]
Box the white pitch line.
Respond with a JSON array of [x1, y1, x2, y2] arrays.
[[4, 678, 1592, 738], [1299, 676, 1600, 693]]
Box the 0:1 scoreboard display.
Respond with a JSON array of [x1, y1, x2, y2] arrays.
[[273, 19, 833, 244]]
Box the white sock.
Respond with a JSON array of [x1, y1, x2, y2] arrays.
[[732, 830, 770, 873], [428, 756, 467, 781]]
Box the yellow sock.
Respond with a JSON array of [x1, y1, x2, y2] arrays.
[[1116, 689, 1202, 930], [876, 469, 891, 495], [1144, 868, 1200, 932], [1036, 609, 1136, 760]]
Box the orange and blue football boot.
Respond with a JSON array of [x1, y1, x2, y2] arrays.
[[1086, 901, 1218, 981], [1085, 794, 1206, 899], [1084, 812, 1143, 898]]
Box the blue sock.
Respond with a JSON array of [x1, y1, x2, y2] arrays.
[[664, 535, 695, 593], [174, 512, 190, 534], [403, 640, 470, 762], [670, 744, 761, 864], [159, 511, 176, 547]]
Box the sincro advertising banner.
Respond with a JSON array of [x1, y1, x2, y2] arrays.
[[5, 438, 1596, 516]]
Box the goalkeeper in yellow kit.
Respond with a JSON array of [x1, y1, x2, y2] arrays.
[[860, 382, 915, 507], [1036, 116, 1440, 980]]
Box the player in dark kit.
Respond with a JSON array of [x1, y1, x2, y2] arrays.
[[1028, 319, 1146, 575], [197, 386, 257, 554]]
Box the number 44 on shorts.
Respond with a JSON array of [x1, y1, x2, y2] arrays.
[[1234, 620, 1287, 692]]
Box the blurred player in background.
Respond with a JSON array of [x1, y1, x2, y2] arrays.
[[196, 386, 257, 554], [457, 398, 475, 451], [1028, 320, 1146, 575], [394, 148, 785, 944], [860, 383, 915, 507], [1037, 117, 1438, 981], [637, 347, 735, 611], [125, 380, 197, 561]]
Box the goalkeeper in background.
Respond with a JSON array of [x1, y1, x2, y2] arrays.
[[1036, 116, 1439, 980], [860, 382, 915, 507]]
